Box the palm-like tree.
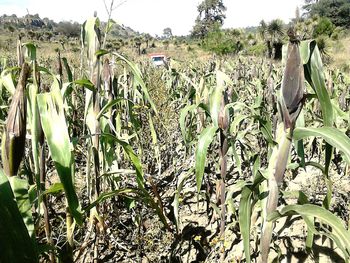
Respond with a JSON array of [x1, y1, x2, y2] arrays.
[[259, 19, 285, 59]]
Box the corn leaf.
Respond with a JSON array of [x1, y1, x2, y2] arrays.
[[239, 186, 253, 263], [9, 176, 34, 238], [300, 40, 333, 176], [195, 126, 217, 192], [210, 71, 229, 128], [101, 133, 144, 188], [112, 51, 157, 114], [293, 127, 350, 164], [0, 67, 18, 95], [0, 169, 38, 263], [172, 169, 193, 231], [179, 104, 197, 144], [269, 204, 350, 262], [96, 98, 123, 120], [37, 92, 83, 225]]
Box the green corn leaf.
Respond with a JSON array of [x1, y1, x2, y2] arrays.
[[62, 57, 73, 82], [112, 52, 157, 114], [27, 83, 40, 179], [239, 186, 253, 263], [84, 188, 135, 212], [293, 127, 350, 164], [269, 204, 350, 262], [81, 17, 101, 64], [74, 79, 96, 92], [37, 92, 83, 225], [0, 67, 18, 95], [172, 169, 193, 231], [300, 40, 333, 176], [23, 43, 37, 62], [100, 133, 169, 228], [0, 169, 38, 263], [97, 98, 123, 120], [41, 183, 64, 196], [9, 176, 34, 238], [101, 133, 144, 188], [195, 126, 217, 192], [105, 19, 115, 33], [179, 104, 197, 144]]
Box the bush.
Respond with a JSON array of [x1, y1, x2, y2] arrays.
[[246, 42, 267, 57], [313, 17, 335, 38], [202, 28, 240, 55]]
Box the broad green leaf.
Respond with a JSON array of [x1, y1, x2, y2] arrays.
[[37, 92, 83, 225], [27, 82, 40, 179], [74, 79, 96, 92], [293, 127, 350, 164], [239, 186, 253, 263], [195, 126, 217, 192], [97, 98, 123, 120], [0, 67, 19, 95], [9, 176, 34, 238], [81, 17, 101, 65], [41, 183, 64, 196], [300, 40, 333, 176], [95, 49, 109, 57], [23, 42, 37, 62], [0, 170, 38, 263], [105, 19, 115, 33]]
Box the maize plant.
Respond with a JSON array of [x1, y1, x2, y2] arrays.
[[1, 16, 350, 263]]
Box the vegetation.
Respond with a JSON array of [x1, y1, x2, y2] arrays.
[[191, 0, 226, 39], [303, 0, 350, 28], [0, 0, 350, 262]]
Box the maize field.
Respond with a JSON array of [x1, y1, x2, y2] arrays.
[[1, 15, 350, 263]]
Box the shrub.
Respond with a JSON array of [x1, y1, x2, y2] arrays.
[[313, 17, 335, 38]]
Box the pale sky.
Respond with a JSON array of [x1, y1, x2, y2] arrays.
[[0, 0, 305, 36]]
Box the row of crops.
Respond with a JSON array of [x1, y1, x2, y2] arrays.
[[0, 16, 350, 262]]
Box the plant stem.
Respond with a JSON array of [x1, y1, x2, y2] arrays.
[[260, 127, 291, 262], [66, 206, 74, 262], [219, 129, 228, 261]]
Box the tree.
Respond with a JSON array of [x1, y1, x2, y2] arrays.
[[6, 25, 15, 36], [163, 27, 172, 39], [312, 17, 335, 37], [133, 37, 142, 55], [303, 0, 350, 28], [143, 33, 152, 48], [191, 0, 226, 38], [258, 19, 285, 59], [56, 21, 80, 37]]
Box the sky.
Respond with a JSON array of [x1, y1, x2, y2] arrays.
[[0, 0, 305, 36]]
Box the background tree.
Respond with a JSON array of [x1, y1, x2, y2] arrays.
[[162, 39, 170, 50], [163, 27, 173, 39], [191, 0, 226, 38], [303, 0, 350, 28], [133, 36, 142, 55], [258, 19, 285, 59], [143, 33, 152, 48], [6, 25, 15, 36]]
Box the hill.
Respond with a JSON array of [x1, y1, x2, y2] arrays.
[[0, 13, 140, 39]]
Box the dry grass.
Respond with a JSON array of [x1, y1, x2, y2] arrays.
[[330, 35, 350, 73]]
